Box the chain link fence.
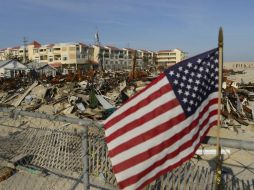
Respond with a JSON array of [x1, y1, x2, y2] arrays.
[[0, 107, 253, 190], [0, 107, 117, 190]]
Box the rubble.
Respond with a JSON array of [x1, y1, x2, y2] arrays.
[[222, 72, 254, 131], [0, 67, 254, 133]]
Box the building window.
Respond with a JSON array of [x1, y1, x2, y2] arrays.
[[40, 55, 48, 60], [53, 48, 61, 51], [62, 57, 68, 61], [54, 54, 61, 60]]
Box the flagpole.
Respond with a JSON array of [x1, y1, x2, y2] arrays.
[[215, 27, 223, 190]]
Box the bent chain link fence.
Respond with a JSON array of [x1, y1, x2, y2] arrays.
[[0, 107, 253, 190]]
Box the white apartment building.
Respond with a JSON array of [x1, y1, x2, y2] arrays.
[[92, 45, 154, 71]]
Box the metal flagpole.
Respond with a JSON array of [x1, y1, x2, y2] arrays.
[[215, 27, 223, 190]]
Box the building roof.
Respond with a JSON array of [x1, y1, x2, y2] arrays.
[[105, 45, 121, 51], [158, 50, 172, 53], [79, 42, 88, 47], [27, 62, 56, 70], [0, 60, 11, 68], [46, 44, 55, 48], [138, 49, 151, 53], [30, 41, 41, 48], [49, 62, 62, 68], [123, 48, 136, 52], [11, 46, 20, 50], [0, 60, 27, 70], [92, 44, 106, 49]]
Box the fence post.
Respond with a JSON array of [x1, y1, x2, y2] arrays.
[[82, 126, 90, 190]]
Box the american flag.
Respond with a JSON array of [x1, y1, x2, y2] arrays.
[[103, 48, 219, 190]]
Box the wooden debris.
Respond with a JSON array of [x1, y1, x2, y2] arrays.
[[0, 167, 15, 182], [13, 81, 38, 107]]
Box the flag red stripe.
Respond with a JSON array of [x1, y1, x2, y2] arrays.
[[135, 120, 217, 190], [109, 111, 185, 158], [106, 97, 179, 144], [112, 102, 217, 174], [117, 111, 217, 189], [104, 82, 171, 130]]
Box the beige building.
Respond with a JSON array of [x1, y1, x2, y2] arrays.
[[156, 48, 187, 67], [1, 41, 186, 72], [224, 62, 254, 70], [0, 41, 92, 69]]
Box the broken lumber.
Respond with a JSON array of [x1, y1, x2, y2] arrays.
[[13, 81, 38, 107]]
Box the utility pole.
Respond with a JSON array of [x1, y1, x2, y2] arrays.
[[94, 31, 100, 46], [23, 37, 27, 64], [94, 31, 104, 72]]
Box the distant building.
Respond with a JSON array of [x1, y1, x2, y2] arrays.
[[224, 62, 254, 70], [27, 62, 57, 77], [92, 45, 127, 71], [92, 45, 154, 71], [0, 40, 186, 72], [0, 41, 92, 70], [0, 60, 27, 78], [156, 48, 187, 67]]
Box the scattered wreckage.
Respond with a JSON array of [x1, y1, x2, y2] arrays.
[[0, 70, 154, 121], [222, 78, 254, 132], [0, 69, 254, 131]]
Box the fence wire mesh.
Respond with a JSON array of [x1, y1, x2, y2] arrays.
[[0, 108, 253, 190], [0, 109, 117, 190]]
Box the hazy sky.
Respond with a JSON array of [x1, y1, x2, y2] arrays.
[[0, 0, 254, 61]]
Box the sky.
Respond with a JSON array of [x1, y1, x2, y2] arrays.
[[0, 0, 254, 61]]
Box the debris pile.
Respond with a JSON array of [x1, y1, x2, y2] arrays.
[[222, 75, 254, 132], [0, 70, 154, 121], [1, 68, 253, 132]]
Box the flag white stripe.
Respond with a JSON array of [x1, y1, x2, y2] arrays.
[[109, 104, 183, 157], [111, 93, 217, 167], [103, 76, 169, 124], [125, 114, 217, 190], [106, 90, 175, 136], [116, 108, 217, 183]]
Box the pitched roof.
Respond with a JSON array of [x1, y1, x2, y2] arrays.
[[49, 62, 62, 68], [46, 44, 55, 48], [27, 62, 57, 70], [30, 41, 41, 48], [0, 60, 11, 68], [79, 42, 88, 47], [123, 48, 136, 51], [105, 45, 121, 51]]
